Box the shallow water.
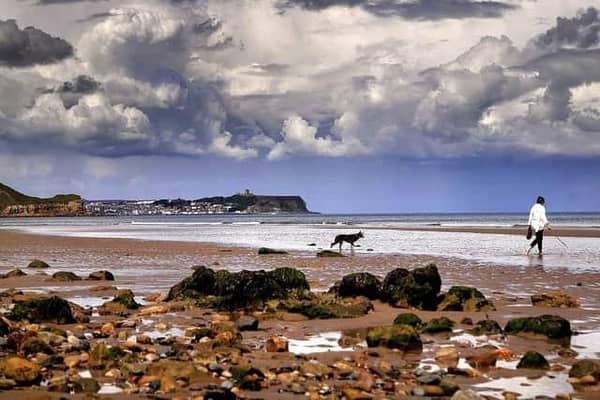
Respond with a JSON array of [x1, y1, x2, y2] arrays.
[[474, 374, 573, 399], [288, 331, 365, 354]]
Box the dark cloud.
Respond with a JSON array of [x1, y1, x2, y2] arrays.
[[57, 75, 101, 94], [280, 0, 518, 20], [0, 19, 73, 67], [534, 7, 600, 50]]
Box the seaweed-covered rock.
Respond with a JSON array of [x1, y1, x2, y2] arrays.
[[88, 271, 115, 281], [504, 315, 572, 340], [423, 317, 454, 334], [316, 250, 345, 258], [469, 319, 503, 336], [333, 272, 381, 300], [279, 293, 373, 319], [1, 269, 26, 279], [235, 316, 259, 331], [366, 325, 422, 351], [51, 271, 81, 282], [27, 259, 50, 269], [258, 247, 288, 255], [98, 290, 140, 314], [393, 313, 423, 328], [167, 266, 217, 300], [437, 286, 495, 312], [516, 351, 550, 370], [380, 264, 441, 310], [531, 292, 580, 308], [8, 295, 76, 324], [270, 267, 309, 292], [89, 343, 126, 369], [569, 359, 600, 379]]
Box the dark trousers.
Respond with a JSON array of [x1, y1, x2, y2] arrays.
[[530, 230, 544, 252]]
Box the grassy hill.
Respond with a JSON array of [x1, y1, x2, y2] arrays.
[[0, 182, 81, 209]]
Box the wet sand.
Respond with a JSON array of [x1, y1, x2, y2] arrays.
[[1, 229, 600, 399]]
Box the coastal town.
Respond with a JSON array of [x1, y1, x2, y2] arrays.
[[84, 199, 234, 216]]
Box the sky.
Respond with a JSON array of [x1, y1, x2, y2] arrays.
[[1, 0, 600, 213]]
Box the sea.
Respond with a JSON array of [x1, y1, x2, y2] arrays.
[[1, 213, 600, 272]]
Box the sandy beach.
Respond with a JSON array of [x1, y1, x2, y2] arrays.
[[0, 229, 599, 399]]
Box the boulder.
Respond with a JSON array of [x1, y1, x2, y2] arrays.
[[451, 390, 486, 400], [235, 315, 259, 331], [167, 265, 218, 300], [333, 272, 381, 300], [2, 357, 41, 384], [437, 286, 495, 312], [99, 289, 140, 314], [279, 293, 373, 319], [316, 250, 345, 257], [27, 259, 50, 269], [393, 313, 423, 328], [21, 336, 54, 355], [2, 269, 27, 278], [380, 264, 441, 310], [366, 325, 422, 351], [569, 359, 600, 379], [265, 336, 289, 352], [516, 351, 550, 370], [470, 319, 503, 335], [423, 317, 454, 334], [531, 292, 580, 308], [504, 315, 572, 340], [435, 348, 460, 368], [8, 295, 76, 324], [51, 271, 81, 282], [87, 270, 115, 281], [0, 317, 12, 336], [270, 267, 310, 292], [89, 343, 126, 368], [258, 247, 288, 255]]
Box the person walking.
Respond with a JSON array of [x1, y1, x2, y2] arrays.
[[526, 196, 551, 256]]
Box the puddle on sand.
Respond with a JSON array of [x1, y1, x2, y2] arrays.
[[66, 296, 148, 309], [450, 332, 505, 348], [571, 331, 600, 359], [98, 384, 123, 394], [129, 327, 186, 341], [288, 331, 366, 354], [474, 374, 572, 399]]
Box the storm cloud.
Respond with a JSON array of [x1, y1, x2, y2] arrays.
[[0, 19, 73, 66]]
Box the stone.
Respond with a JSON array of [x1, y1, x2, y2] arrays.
[[27, 259, 50, 269], [0, 378, 16, 390], [279, 293, 373, 319], [422, 385, 445, 396], [64, 355, 82, 369], [2, 357, 41, 384], [333, 272, 381, 300], [422, 317, 454, 334], [451, 390, 486, 400], [51, 271, 81, 281], [77, 378, 101, 393], [531, 292, 580, 308], [516, 351, 550, 370], [440, 379, 460, 396], [87, 270, 115, 281], [366, 325, 422, 351], [316, 249, 345, 257], [99, 289, 140, 314], [342, 387, 373, 400], [300, 360, 331, 377], [8, 295, 76, 324], [435, 347, 460, 368], [393, 313, 423, 328], [265, 336, 289, 352], [569, 359, 600, 379], [4, 269, 26, 278], [504, 315, 572, 340], [470, 319, 503, 335], [235, 315, 259, 331], [0, 316, 12, 336], [257, 247, 288, 255], [21, 336, 54, 355], [467, 348, 514, 369], [380, 264, 441, 310], [437, 286, 495, 312]]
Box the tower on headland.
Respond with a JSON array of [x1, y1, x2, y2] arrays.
[[239, 189, 254, 197]]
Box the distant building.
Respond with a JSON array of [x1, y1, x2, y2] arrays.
[[240, 189, 254, 196]]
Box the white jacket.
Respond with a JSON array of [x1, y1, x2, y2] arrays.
[[528, 203, 548, 232]]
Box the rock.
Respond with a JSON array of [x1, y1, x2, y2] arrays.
[[437, 286, 495, 312], [300, 360, 331, 378], [435, 347, 459, 368], [51, 271, 81, 281], [0, 378, 16, 390], [461, 317, 474, 325], [380, 264, 441, 310], [417, 373, 441, 385], [89, 343, 125, 368], [316, 250, 345, 257], [569, 359, 600, 379], [342, 387, 373, 400], [531, 292, 580, 308], [332, 272, 381, 300], [258, 247, 288, 255], [64, 355, 82, 369], [470, 319, 503, 335], [578, 375, 597, 385], [265, 336, 289, 352], [2, 357, 41, 384], [451, 390, 486, 400], [504, 315, 572, 340], [3, 269, 26, 278], [279, 293, 373, 319], [0, 316, 12, 336], [467, 348, 514, 369], [8, 295, 76, 324], [517, 351, 550, 370], [99, 289, 140, 314], [440, 379, 460, 395], [393, 313, 423, 328], [235, 315, 259, 331], [21, 336, 54, 355], [270, 267, 310, 292], [422, 385, 445, 396], [422, 317, 454, 334], [76, 377, 101, 393], [366, 325, 422, 351], [27, 259, 50, 269], [88, 270, 115, 281]]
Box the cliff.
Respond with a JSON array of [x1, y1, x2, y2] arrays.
[[195, 194, 310, 213], [0, 183, 84, 217]]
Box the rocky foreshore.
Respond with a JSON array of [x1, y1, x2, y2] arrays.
[[0, 255, 597, 400]]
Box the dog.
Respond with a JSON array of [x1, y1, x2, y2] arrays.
[[330, 231, 364, 252]]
